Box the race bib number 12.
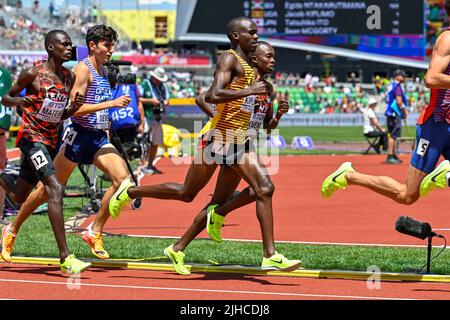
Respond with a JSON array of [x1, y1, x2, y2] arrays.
[[30, 150, 49, 170]]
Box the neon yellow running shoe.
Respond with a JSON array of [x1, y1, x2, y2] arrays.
[[60, 254, 92, 274], [206, 204, 224, 243], [109, 179, 134, 219], [261, 252, 303, 272], [1, 225, 16, 263], [321, 162, 355, 199], [420, 160, 450, 197], [164, 244, 191, 275]]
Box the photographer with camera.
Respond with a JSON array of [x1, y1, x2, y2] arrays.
[[107, 64, 145, 160], [139, 67, 170, 175]]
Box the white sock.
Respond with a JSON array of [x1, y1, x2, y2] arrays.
[[6, 225, 15, 236], [86, 223, 96, 236], [446, 172, 450, 187]]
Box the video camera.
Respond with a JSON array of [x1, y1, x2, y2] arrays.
[[105, 60, 136, 88], [153, 101, 165, 121], [121, 133, 145, 160]]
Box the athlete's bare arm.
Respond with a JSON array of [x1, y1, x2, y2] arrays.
[[2, 67, 39, 109], [263, 83, 287, 130], [425, 31, 450, 89], [61, 71, 83, 120], [195, 91, 215, 118], [207, 52, 267, 104], [70, 62, 130, 116]]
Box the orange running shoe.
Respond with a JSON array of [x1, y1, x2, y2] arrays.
[[1, 225, 16, 262], [82, 230, 110, 259]]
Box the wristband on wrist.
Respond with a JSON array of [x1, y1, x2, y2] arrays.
[[274, 113, 282, 120]]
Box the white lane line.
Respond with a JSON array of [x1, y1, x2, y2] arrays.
[[0, 278, 417, 301], [119, 234, 446, 249]]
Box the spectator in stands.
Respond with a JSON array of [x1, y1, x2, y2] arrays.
[[49, 1, 54, 16], [32, 0, 40, 13], [92, 5, 99, 23], [374, 75, 383, 94], [363, 98, 388, 153], [384, 69, 409, 164], [139, 67, 170, 175], [429, 2, 441, 21]]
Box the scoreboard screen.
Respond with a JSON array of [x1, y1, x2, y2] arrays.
[[187, 0, 425, 59]]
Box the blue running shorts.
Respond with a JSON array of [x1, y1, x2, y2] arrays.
[[410, 117, 450, 174], [62, 123, 110, 165]]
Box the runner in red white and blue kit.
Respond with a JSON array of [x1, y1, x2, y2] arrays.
[[418, 14, 450, 196], [321, 14, 450, 204]]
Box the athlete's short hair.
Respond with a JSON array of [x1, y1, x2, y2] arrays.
[[85, 25, 118, 48], [44, 30, 69, 53], [226, 17, 255, 42], [445, 0, 450, 16], [250, 41, 273, 57], [255, 41, 272, 51]]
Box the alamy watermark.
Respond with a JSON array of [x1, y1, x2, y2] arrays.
[[66, 273, 82, 290], [366, 5, 381, 30], [366, 265, 381, 290], [167, 121, 281, 175]]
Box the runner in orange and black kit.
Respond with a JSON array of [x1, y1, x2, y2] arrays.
[[0, 30, 91, 274]]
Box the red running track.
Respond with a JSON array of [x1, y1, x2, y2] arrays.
[[2, 153, 449, 301], [1, 263, 450, 300]]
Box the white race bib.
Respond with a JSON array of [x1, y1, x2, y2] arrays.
[[416, 138, 430, 157], [241, 95, 256, 113], [62, 127, 78, 146], [30, 150, 49, 170], [95, 109, 109, 129], [249, 111, 265, 130], [36, 98, 66, 123]]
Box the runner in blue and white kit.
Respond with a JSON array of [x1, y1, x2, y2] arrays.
[[6, 25, 133, 260]]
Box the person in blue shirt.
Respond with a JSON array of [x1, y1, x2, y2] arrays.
[[108, 65, 145, 147], [384, 69, 409, 164]]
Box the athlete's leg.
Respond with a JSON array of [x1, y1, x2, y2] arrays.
[[230, 151, 276, 258], [128, 149, 218, 203], [215, 186, 256, 217], [0, 175, 35, 205], [173, 165, 241, 252], [348, 118, 446, 204], [8, 148, 77, 235], [91, 144, 130, 233], [346, 166, 426, 205], [40, 173, 69, 262]]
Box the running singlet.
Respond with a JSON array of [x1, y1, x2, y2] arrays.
[[418, 30, 450, 125], [71, 57, 112, 130], [17, 60, 71, 149], [213, 49, 256, 144]]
